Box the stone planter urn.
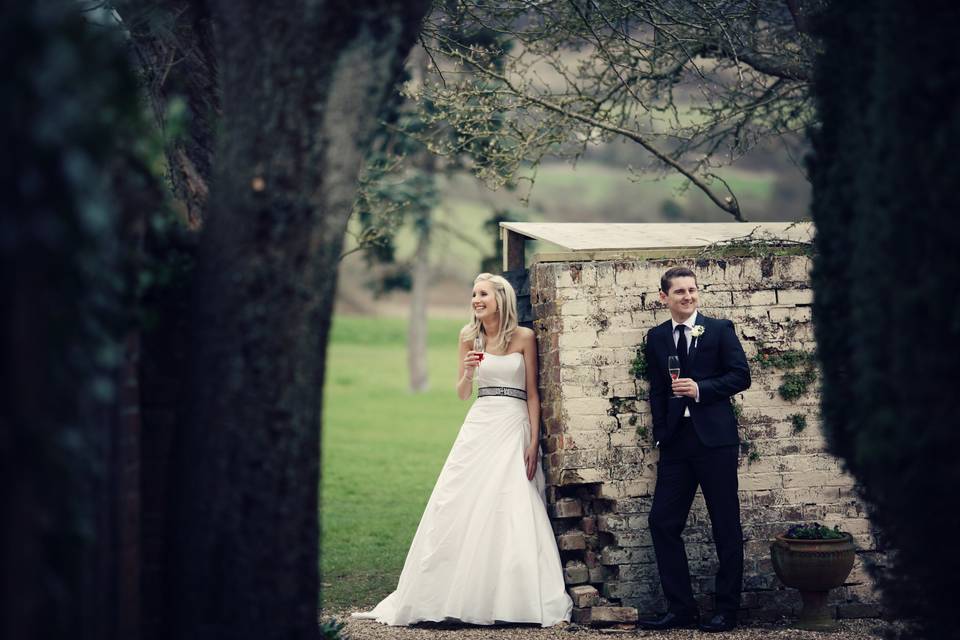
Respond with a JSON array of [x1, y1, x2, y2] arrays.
[[770, 532, 856, 631]]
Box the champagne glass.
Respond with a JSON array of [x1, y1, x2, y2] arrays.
[[668, 355, 681, 398], [473, 336, 484, 365]]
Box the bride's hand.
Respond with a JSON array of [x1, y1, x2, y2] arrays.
[[463, 351, 482, 371], [524, 443, 539, 481]]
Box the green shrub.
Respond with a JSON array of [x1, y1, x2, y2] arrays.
[[809, 2, 960, 636]]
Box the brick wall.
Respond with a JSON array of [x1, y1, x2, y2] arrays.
[[531, 255, 883, 626]]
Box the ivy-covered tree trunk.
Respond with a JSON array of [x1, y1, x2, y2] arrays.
[[809, 2, 960, 637], [170, 2, 429, 638], [119, 0, 219, 228]]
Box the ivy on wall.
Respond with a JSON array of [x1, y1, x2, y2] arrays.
[[754, 344, 818, 402]]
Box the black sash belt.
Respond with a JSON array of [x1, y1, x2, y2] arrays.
[[477, 386, 528, 400]]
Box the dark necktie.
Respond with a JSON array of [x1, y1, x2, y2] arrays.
[[676, 325, 688, 374]]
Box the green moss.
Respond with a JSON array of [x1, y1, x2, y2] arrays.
[[636, 425, 649, 440], [628, 414, 638, 426], [698, 243, 812, 259], [790, 413, 808, 433], [778, 369, 817, 401], [696, 228, 814, 259], [741, 439, 760, 464], [731, 399, 744, 421], [753, 347, 816, 369], [629, 348, 647, 379]]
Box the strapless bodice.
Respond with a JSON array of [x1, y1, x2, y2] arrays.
[[477, 352, 526, 389]]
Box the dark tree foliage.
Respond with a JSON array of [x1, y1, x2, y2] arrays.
[[1, 2, 157, 637], [2, 2, 430, 639], [809, 2, 960, 637]]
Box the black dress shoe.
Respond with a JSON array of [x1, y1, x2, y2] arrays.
[[636, 611, 698, 630], [698, 611, 737, 632]]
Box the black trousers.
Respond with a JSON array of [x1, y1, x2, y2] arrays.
[[648, 417, 743, 615]]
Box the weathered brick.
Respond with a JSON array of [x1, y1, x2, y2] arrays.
[[615, 264, 661, 289], [769, 306, 813, 323], [568, 584, 601, 608], [550, 498, 584, 518], [571, 607, 592, 624], [560, 330, 599, 349], [732, 290, 778, 306], [782, 470, 849, 488], [564, 560, 590, 585], [559, 298, 594, 316], [549, 449, 599, 470], [615, 563, 659, 582], [581, 516, 597, 535], [560, 389, 605, 410], [560, 467, 604, 485], [589, 606, 638, 624], [699, 290, 734, 307], [557, 531, 587, 550], [596, 329, 647, 348], [557, 264, 597, 288], [776, 288, 814, 305], [588, 565, 610, 583], [563, 429, 609, 449], [778, 256, 813, 282]]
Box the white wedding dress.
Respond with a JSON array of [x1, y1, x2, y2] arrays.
[[351, 352, 573, 627]]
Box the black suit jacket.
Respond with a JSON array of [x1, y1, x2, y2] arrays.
[[644, 312, 751, 448]]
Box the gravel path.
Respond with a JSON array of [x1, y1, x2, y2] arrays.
[[323, 608, 894, 640]]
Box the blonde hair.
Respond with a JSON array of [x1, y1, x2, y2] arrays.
[[459, 273, 519, 353]]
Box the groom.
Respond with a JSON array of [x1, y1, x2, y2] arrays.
[[638, 267, 751, 633]]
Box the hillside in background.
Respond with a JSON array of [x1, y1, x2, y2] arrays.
[[335, 139, 810, 317]]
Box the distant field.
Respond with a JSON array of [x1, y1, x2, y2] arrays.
[[343, 160, 779, 260], [320, 314, 470, 610]]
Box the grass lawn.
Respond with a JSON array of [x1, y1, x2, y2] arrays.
[[320, 314, 471, 610]]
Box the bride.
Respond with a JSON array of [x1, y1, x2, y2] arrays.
[[351, 273, 573, 627]]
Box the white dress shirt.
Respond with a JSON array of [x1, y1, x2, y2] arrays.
[[670, 310, 700, 416]]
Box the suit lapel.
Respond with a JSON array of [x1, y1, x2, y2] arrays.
[[686, 312, 707, 369], [662, 320, 678, 358]]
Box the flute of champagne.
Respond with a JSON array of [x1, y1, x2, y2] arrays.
[[668, 355, 681, 398]]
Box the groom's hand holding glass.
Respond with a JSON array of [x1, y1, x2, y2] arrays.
[[671, 377, 699, 399]]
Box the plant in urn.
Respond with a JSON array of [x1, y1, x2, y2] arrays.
[[770, 522, 856, 631]]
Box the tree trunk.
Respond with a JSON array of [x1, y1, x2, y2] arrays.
[[407, 212, 431, 392], [171, 3, 429, 638], [406, 44, 433, 393]]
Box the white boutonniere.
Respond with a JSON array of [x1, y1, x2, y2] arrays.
[[691, 325, 705, 338]]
